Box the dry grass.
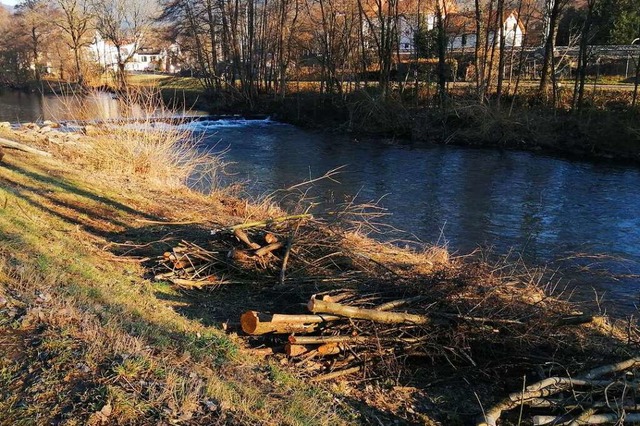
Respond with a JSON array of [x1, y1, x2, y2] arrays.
[[1, 113, 638, 425], [44, 88, 225, 191], [0, 131, 354, 424]]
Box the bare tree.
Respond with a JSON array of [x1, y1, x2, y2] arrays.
[[52, 0, 94, 85], [571, 0, 597, 110], [91, 0, 157, 89], [539, 0, 567, 98], [15, 0, 54, 83]]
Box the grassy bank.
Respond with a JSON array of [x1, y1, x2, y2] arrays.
[[0, 120, 639, 425]]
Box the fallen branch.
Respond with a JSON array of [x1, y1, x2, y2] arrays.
[[477, 357, 640, 426], [376, 296, 428, 311], [288, 335, 424, 345], [214, 214, 313, 234], [0, 137, 52, 157], [255, 242, 284, 257], [234, 229, 261, 249], [311, 366, 361, 382], [308, 297, 429, 325], [533, 413, 640, 425], [279, 236, 293, 286]]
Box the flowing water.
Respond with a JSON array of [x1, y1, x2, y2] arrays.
[[3, 90, 639, 313], [189, 119, 640, 314]]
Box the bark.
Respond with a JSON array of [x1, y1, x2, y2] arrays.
[[474, 0, 483, 98], [572, 0, 595, 110], [240, 311, 340, 335], [633, 51, 640, 107], [308, 297, 429, 325], [495, 0, 505, 103], [539, 0, 564, 97]]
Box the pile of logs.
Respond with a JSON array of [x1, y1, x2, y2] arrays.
[[241, 292, 436, 382], [155, 240, 222, 289], [154, 214, 313, 289]]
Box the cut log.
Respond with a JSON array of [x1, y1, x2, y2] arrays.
[[284, 344, 311, 357], [233, 228, 261, 249], [264, 233, 278, 244], [255, 242, 284, 257], [0, 137, 52, 157], [308, 297, 429, 325], [240, 311, 340, 335], [318, 343, 343, 356]]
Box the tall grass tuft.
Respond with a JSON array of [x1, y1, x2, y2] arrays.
[[53, 88, 223, 192]]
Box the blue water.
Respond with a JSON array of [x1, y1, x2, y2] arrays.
[[188, 119, 640, 314]]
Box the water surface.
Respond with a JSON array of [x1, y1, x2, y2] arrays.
[[190, 119, 640, 313]]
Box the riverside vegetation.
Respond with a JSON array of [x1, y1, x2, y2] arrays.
[[121, 74, 640, 163], [1, 101, 640, 425]]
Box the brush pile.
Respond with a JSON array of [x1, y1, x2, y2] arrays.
[[154, 214, 319, 289], [241, 291, 437, 381], [153, 215, 630, 399], [478, 357, 640, 426], [239, 287, 607, 383]]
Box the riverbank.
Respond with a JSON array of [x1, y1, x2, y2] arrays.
[[248, 92, 640, 164], [121, 75, 640, 164], [1, 121, 639, 424]]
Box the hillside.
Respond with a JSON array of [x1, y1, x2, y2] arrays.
[[0, 118, 638, 425]]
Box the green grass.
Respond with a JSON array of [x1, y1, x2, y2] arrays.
[[0, 146, 354, 425]]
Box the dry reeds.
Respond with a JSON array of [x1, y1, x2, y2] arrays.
[[50, 88, 224, 191]]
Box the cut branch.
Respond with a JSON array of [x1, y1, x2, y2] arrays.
[[215, 214, 313, 234], [0, 137, 53, 157], [308, 297, 429, 325]]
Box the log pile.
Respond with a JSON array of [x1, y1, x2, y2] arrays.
[[240, 292, 467, 381], [153, 213, 361, 289], [151, 215, 635, 422]]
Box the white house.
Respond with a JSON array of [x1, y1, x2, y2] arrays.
[[88, 34, 167, 72], [396, 10, 525, 57], [447, 11, 525, 50]]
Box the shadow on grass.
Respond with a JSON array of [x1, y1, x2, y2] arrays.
[[1, 161, 159, 220]]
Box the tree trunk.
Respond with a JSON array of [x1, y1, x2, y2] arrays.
[[539, 0, 563, 98]]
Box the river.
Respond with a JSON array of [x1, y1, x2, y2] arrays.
[[3, 91, 640, 313]]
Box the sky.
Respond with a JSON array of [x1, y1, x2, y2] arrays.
[[2, 0, 16, 6]]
